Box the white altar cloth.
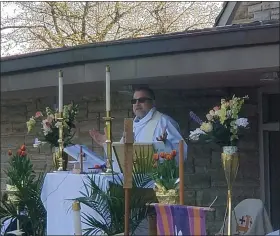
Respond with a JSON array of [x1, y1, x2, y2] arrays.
[[41, 172, 154, 235], [41, 172, 119, 235]]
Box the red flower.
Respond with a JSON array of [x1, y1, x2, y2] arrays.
[[8, 150, 12, 156], [153, 153, 159, 161], [171, 150, 177, 157], [17, 149, 22, 155], [166, 154, 172, 160], [20, 151, 27, 157], [20, 144, 26, 151], [159, 152, 165, 158]]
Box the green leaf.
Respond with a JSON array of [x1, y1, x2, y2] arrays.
[[73, 148, 156, 235]]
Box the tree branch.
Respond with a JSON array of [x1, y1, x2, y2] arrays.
[[47, 2, 66, 47], [81, 2, 89, 42], [1, 25, 45, 31]]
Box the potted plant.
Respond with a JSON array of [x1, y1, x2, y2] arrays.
[[26, 102, 79, 170], [0, 145, 47, 235], [73, 150, 156, 236], [151, 150, 179, 204]]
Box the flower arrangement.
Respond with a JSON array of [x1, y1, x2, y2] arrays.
[[26, 102, 79, 148], [188, 95, 249, 147], [152, 150, 179, 192]]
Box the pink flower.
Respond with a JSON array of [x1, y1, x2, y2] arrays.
[[213, 106, 220, 111], [35, 111, 43, 118]]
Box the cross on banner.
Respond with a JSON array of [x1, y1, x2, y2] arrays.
[[239, 216, 246, 225]]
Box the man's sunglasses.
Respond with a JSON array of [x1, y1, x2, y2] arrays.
[[131, 97, 153, 104]]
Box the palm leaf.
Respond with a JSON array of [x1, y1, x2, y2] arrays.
[[1, 154, 47, 236], [74, 146, 156, 236]]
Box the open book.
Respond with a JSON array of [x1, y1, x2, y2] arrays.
[[64, 144, 105, 172]]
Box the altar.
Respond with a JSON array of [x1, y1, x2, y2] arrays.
[[41, 172, 154, 235], [41, 172, 115, 235]]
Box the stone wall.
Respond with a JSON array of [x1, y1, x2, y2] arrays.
[[0, 86, 259, 234], [232, 2, 279, 24]]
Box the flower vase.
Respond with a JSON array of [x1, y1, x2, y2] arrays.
[[52, 147, 68, 171], [221, 146, 239, 235], [155, 188, 179, 204]]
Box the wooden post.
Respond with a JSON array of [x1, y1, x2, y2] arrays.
[[123, 118, 134, 236], [179, 140, 184, 205], [80, 146, 84, 173]]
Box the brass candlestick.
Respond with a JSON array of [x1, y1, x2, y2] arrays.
[[56, 112, 64, 171], [221, 146, 239, 235], [101, 110, 115, 174]]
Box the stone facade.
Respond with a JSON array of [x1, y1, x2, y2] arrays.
[[0, 86, 259, 234], [232, 2, 280, 24]]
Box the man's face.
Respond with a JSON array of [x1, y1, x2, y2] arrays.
[[132, 90, 154, 119]]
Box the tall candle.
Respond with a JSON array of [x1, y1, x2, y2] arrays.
[[58, 70, 63, 113], [106, 65, 110, 111], [72, 201, 82, 236]]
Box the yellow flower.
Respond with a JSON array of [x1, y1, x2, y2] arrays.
[[219, 106, 227, 124], [26, 118, 36, 133], [200, 122, 213, 132]]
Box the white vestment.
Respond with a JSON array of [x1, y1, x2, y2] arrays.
[[121, 107, 188, 161]]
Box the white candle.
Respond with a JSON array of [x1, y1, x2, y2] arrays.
[[106, 65, 110, 111], [72, 201, 82, 236], [58, 70, 63, 112]]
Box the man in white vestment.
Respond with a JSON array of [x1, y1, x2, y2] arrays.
[[89, 86, 188, 160], [89, 87, 188, 235]]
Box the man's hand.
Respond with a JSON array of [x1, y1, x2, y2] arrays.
[[89, 127, 107, 147], [156, 127, 168, 142]]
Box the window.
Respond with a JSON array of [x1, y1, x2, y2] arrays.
[[262, 93, 280, 123]]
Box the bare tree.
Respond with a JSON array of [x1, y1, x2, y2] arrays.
[[1, 1, 222, 57]]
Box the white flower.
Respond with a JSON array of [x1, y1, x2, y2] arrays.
[[235, 118, 249, 128], [206, 114, 213, 121], [189, 128, 206, 141], [33, 138, 46, 148], [33, 138, 42, 148], [42, 119, 51, 135]]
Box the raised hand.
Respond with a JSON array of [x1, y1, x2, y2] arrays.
[[156, 127, 168, 143], [89, 127, 107, 147]]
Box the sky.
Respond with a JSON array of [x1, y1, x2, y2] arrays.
[[1, 2, 21, 57]]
